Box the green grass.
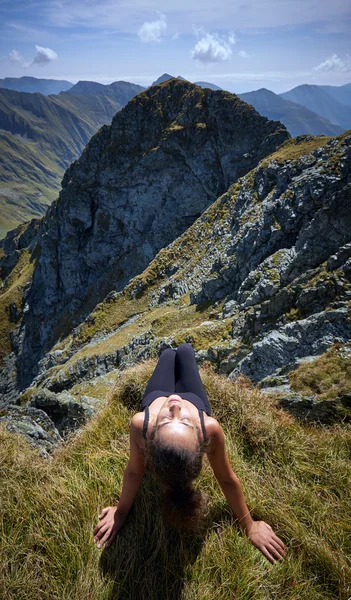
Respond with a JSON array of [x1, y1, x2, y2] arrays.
[[289, 344, 351, 400], [258, 135, 333, 169], [0, 248, 35, 365], [1, 360, 350, 599]]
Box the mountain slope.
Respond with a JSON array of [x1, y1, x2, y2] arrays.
[[0, 76, 73, 95], [0, 77, 289, 393], [280, 83, 351, 130], [319, 82, 351, 108], [64, 79, 145, 103], [0, 82, 144, 236], [0, 126, 350, 460], [30, 130, 349, 395], [238, 88, 344, 137]]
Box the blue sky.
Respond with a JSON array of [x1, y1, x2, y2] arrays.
[[0, 0, 350, 94]]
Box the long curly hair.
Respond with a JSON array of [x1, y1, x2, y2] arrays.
[[144, 422, 211, 530]]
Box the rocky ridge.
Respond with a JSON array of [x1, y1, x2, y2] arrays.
[[1, 78, 289, 395], [0, 84, 350, 456]]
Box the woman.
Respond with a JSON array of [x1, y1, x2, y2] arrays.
[[93, 343, 287, 564]]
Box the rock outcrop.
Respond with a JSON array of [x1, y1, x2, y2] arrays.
[[1, 77, 289, 395]]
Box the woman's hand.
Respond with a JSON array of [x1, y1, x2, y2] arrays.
[[245, 520, 287, 564], [93, 506, 126, 550]]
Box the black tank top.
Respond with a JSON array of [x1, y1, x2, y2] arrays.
[[140, 390, 211, 442]]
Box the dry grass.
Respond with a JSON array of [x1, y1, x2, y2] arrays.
[[0, 360, 350, 599]]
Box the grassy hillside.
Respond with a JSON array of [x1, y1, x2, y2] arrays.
[[0, 83, 143, 237], [1, 360, 350, 599]]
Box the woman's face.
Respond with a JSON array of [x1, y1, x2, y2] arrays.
[[155, 395, 199, 449]]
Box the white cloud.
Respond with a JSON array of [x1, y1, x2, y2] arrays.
[[238, 50, 249, 58], [138, 11, 167, 43], [8, 50, 23, 63], [313, 53, 351, 73], [191, 31, 235, 63], [32, 45, 58, 65]]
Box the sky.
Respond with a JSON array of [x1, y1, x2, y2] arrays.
[[0, 0, 350, 94]]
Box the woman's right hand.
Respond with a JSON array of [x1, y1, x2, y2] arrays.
[[93, 505, 126, 550]]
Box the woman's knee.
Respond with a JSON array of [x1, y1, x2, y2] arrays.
[[176, 343, 195, 356], [160, 347, 176, 358]]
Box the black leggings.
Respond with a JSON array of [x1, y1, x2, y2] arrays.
[[141, 343, 211, 415]]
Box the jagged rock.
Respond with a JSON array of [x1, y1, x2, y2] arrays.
[[327, 242, 351, 270], [9, 302, 21, 323], [0, 218, 40, 279], [0, 404, 63, 459], [29, 388, 100, 434], [229, 307, 351, 382]]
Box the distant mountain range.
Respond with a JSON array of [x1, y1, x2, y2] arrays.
[[0, 76, 73, 95], [280, 84, 351, 130], [0, 73, 350, 235], [237, 88, 344, 137]]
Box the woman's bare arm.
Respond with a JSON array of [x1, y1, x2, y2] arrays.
[[116, 413, 146, 516], [93, 413, 146, 549], [206, 420, 254, 531], [207, 421, 287, 564]]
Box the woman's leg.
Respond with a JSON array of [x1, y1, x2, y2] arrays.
[[175, 343, 209, 405], [141, 348, 176, 399]]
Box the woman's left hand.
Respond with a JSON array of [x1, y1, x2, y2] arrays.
[[245, 520, 287, 564]]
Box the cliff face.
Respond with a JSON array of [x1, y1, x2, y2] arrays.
[[7, 78, 288, 389]]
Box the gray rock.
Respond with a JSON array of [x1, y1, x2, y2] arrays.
[[229, 307, 351, 382], [29, 388, 101, 434], [0, 404, 63, 459]]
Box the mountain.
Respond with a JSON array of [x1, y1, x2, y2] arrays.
[[152, 76, 345, 134], [152, 73, 222, 91], [0, 76, 73, 95], [0, 82, 144, 236], [280, 84, 351, 130], [194, 81, 222, 91], [319, 82, 351, 108], [64, 79, 145, 103], [1, 122, 350, 437], [151, 73, 185, 86], [0, 77, 289, 396], [237, 88, 344, 137], [0, 80, 350, 600], [65, 80, 145, 107]]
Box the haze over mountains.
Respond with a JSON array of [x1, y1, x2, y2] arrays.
[[0, 73, 350, 237]]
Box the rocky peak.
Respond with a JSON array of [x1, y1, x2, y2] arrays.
[[7, 78, 288, 390]]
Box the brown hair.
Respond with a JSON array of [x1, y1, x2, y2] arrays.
[[144, 423, 211, 530]]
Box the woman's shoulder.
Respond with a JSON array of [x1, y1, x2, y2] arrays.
[[129, 411, 146, 432], [203, 415, 222, 448], [204, 415, 221, 430]]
